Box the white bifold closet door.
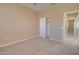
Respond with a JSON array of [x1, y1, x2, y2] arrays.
[[46, 17, 51, 38], [40, 17, 50, 38]]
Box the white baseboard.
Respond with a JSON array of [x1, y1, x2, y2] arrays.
[[0, 35, 40, 48]]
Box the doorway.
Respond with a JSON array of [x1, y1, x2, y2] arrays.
[[63, 10, 79, 45], [67, 20, 74, 34]]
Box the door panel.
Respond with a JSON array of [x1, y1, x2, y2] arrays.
[[46, 18, 50, 38], [40, 17, 46, 38]]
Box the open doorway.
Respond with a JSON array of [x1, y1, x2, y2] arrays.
[[63, 10, 79, 45]]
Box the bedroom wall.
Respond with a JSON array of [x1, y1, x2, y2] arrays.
[[38, 3, 79, 41], [0, 3, 38, 45]]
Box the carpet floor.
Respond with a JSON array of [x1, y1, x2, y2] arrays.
[[0, 37, 79, 55]]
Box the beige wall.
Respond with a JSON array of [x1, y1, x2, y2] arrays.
[[38, 3, 79, 40], [0, 4, 38, 45]]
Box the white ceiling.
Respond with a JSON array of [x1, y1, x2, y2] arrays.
[[19, 3, 58, 12]]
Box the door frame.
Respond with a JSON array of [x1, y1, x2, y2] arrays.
[[63, 10, 79, 41]]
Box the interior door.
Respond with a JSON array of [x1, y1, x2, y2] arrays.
[[40, 17, 46, 38], [46, 17, 50, 38]]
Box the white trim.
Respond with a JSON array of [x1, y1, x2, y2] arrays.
[[63, 13, 66, 41], [64, 10, 79, 14], [0, 35, 40, 48], [67, 17, 77, 20]]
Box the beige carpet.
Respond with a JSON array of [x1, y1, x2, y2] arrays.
[[0, 37, 79, 55]]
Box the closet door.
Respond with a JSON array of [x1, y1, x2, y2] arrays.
[[40, 17, 46, 38], [46, 17, 51, 38]]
